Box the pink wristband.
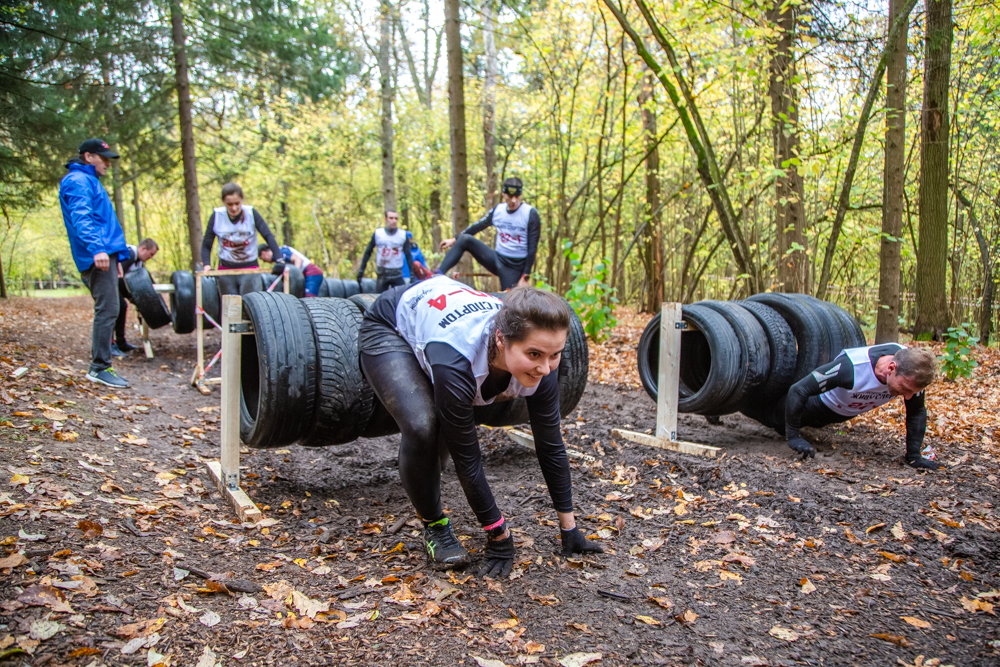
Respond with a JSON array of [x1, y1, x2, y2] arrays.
[[483, 517, 505, 532]]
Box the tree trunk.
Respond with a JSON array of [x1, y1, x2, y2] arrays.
[[280, 181, 293, 246], [915, 0, 952, 339], [101, 60, 125, 228], [430, 188, 442, 249], [445, 0, 469, 236], [767, 0, 806, 293], [379, 0, 397, 211], [639, 71, 662, 312], [952, 187, 993, 345], [875, 0, 909, 343], [170, 0, 204, 272], [128, 140, 143, 240], [482, 0, 498, 209], [0, 243, 6, 298]]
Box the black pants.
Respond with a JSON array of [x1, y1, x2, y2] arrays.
[[359, 324, 445, 522], [765, 395, 849, 436], [217, 272, 263, 296], [438, 235, 525, 290], [80, 258, 120, 374], [376, 268, 405, 293]]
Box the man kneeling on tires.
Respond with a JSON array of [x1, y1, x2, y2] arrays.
[[782, 344, 942, 470]]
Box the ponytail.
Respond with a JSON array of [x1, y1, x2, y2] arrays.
[[488, 287, 569, 363]]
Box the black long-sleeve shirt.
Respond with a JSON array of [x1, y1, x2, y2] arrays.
[[463, 205, 542, 276], [785, 344, 927, 454], [357, 229, 414, 277], [201, 209, 281, 268]]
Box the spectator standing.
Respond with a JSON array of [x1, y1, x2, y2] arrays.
[[113, 238, 159, 356]]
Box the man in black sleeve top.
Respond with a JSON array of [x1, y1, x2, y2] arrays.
[[436, 177, 541, 290], [357, 210, 416, 292], [781, 344, 942, 469]]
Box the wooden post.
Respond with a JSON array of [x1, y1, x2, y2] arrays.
[[141, 320, 153, 359], [192, 271, 204, 389], [613, 302, 721, 458], [283, 267, 290, 294], [205, 294, 262, 523]]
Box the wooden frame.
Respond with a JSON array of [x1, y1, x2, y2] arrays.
[[205, 294, 263, 523], [613, 302, 721, 458], [191, 268, 289, 394]]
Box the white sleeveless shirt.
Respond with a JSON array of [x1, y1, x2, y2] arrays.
[[492, 203, 533, 258], [394, 276, 539, 405], [213, 205, 258, 264], [374, 227, 407, 269], [819, 345, 901, 416], [125, 244, 143, 274]]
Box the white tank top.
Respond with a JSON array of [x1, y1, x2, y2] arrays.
[[374, 227, 407, 269], [125, 244, 142, 274], [213, 205, 258, 264], [492, 203, 533, 258], [819, 345, 901, 416], [394, 276, 539, 405], [282, 245, 312, 269]]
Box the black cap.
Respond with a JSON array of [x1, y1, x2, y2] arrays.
[[502, 177, 523, 196], [78, 138, 119, 158]]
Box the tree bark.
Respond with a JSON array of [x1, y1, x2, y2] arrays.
[[952, 186, 992, 345], [445, 0, 469, 236], [430, 188, 442, 249], [767, 0, 806, 293], [914, 0, 952, 339], [482, 0, 498, 209], [128, 140, 143, 241], [379, 0, 397, 211], [280, 181, 293, 246], [638, 71, 663, 312], [875, 0, 909, 343], [101, 60, 125, 228], [0, 241, 6, 298], [170, 0, 204, 272]]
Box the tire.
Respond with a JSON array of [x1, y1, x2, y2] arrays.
[[169, 270, 196, 334], [299, 298, 374, 446], [821, 300, 866, 349], [636, 304, 742, 414], [348, 293, 377, 313], [239, 291, 318, 448], [287, 266, 306, 298], [343, 279, 361, 297], [123, 267, 172, 329], [698, 301, 769, 415], [791, 294, 846, 363], [325, 278, 347, 299], [361, 278, 377, 294], [745, 293, 828, 382], [317, 279, 330, 298], [200, 276, 221, 327], [738, 299, 797, 404]]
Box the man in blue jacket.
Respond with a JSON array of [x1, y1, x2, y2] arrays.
[[59, 138, 130, 388]]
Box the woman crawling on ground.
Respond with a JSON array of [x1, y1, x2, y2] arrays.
[[359, 275, 602, 577]]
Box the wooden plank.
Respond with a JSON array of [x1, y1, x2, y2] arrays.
[[197, 268, 268, 277], [656, 302, 683, 441], [505, 428, 596, 462], [220, 295, 243, 490], [152, 284, 176, 292], [282, 268, 290, 294], [206, 461, 262, 523], [141, 321, 153, 359], [611, 428, 721, 458]]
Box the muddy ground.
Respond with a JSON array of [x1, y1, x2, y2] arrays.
[[1, 296, 998, 667]]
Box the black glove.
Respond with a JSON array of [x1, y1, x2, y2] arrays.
[[355, 271, 364, 284], [271, 262, 287, 275], [906, 456, 943, 470], [560, 527, 604, 557], [478, 534, 515, 579], [788, 437, 815, 460]]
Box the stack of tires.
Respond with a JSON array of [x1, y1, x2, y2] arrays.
[[238, 291, 590, 449], [317, 277, 377, 298], [636, 294, 865, 424]]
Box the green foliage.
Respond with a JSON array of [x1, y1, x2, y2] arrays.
[[939, 323, 980, 380], [560, 241, 617, 342]]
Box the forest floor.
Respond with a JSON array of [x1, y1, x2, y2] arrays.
[[1, 297, 999, 667]]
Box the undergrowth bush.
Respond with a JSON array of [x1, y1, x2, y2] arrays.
[[939, 323, 979, 379]]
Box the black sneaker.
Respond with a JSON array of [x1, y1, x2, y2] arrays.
[[422, 517, 469, 570], [906, 456, 943, 471], [86, 367, 130, 388], [116, 341, 138, 352], [110, 344, 126, 358]]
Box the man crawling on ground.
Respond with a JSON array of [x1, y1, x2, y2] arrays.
[[779, 344, 942, 470]]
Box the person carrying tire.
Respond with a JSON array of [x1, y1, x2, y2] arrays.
[[356, 210, 419, 292], [201, 183, 281, 296], [435, 177, 540, 290], [401, 230, 428, 285], [58, 138, 130, 389], [358, 275, 602, 575], [781, 344, 942, 469], [113, 238, 159, 356], [258, 244, 324, 297]]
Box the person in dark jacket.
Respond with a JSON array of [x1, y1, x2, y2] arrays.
[[58, 138, 130, 389], [401, 231, 428, 284], [113, 238, 159, 356], [201, 183, 281, 296]]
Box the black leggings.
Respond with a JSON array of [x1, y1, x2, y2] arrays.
[[376, 269, 405, 293], [766, 395, 849, 436], [359, 345, 447, 523], [438, 235, 525, 290], [115, 292, 129, 344]]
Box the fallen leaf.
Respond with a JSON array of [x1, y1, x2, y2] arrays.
[[960, 597, 994, 614], [471, 657, 507, 667], [146, 646, 168, 667], [54, 431, 78, 442], [291, 590, 329, 619], [491, 617, 518, 630], [769, 626, 799, 642], [870, 633, 911, 647], [17, 585, 74, 613], [0, 553, 28, 570], [891, 521, 905, 540], [900, 616, 930, 629], [676, 609, 698, 625], [879, 551, 906, 563], [195, 646, 217, 667], [255, 562, 283, 572], [711, 531, 736, 545], [723, 553, 756, 569], [28, 620, 63, 641], [199, 611, 221, 627], [866, 523, 886, 535], [68, 648, 101, 658], [635, 615, 661, 625], [649, 596, 673, 609], [78, 520, 103, 539], [720, 571, 743, 583], [559, 653, 602, 667], [18, 528, 45, 541], [115, 618, 166, 639], [9, 474, 29, 485], [527, 591, 560, 606], [800, 578, 816, 594], [525, 641, 545, 654]]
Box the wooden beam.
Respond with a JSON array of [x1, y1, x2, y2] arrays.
[[505, 428, 596, 462], [219, 295, 242, 490], [656, 302, 682, 441], [206, 461, 262, 523], [612, 428, 721, 458], [140, 321, 153, 359]]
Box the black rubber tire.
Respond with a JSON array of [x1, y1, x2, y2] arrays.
[[286, 266, 306, 299], [636, 305, 742, 414], [790, 294, 846, 363], [361, 278, 377, 294], [745, 293, 828, 382], [698, 300, 770, 415], [317, 279, 330, 298], [200, 276, 221, 327], [299, 298, 374, 446], [738, 299, 797, 403], [239, 291, 318, 449], [348, 293, 377, 313], [169, 270, 196, 334], [325, 278, 347, 299], [343, 279, 361, 297], [817, 299, 866, 349], [123, 267, 172, 329], [260, 273, 279, 292]]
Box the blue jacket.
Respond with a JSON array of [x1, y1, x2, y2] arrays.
[[59, 160, 128, 271], [401, 231, 426, 279]]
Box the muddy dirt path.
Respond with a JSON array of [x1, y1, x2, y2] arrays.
[[1, 297, 998, 667]]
